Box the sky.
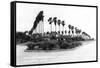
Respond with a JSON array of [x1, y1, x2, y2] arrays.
[[16, 3, 96, 38]]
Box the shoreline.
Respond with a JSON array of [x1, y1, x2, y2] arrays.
[[16, 40, 95, 52]]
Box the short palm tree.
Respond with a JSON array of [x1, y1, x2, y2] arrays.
[[75, 27, 78, 36], [62, 21, 65, 35], [75, 27, 81, 36], [78, 29, 81, 35]]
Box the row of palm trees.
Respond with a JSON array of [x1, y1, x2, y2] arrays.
[[48, 17, 82, 36], [68, 24, 82, 36], [48, 17, 65, 34], [48, 17, 82, 35]]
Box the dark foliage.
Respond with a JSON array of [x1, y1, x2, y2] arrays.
[[16, 32, 30, 44]]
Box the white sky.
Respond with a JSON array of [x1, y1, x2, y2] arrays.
[[16, 3, 96, 38]]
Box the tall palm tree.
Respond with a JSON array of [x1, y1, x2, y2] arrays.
[[62, 21, 65, 35], [57, 19, 61, 34], [48, 17, 53, 33], [53, 17, 57, 32], [29, 11, 44, 35]]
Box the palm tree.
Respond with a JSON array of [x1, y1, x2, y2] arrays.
[[75, 27, 81, 36], [57, 19, 61, 34], [29, 11, 44, 35], [75, 27, 78, 36], [78, 29, 81, 36], [62, 31, 64, 35], [68, 24, 71, 35], [53, 17, 57, 32], [62, 21, 65, 35], [82, 31, 91, 39], [48, 17, 53, 33], [65, 30, 67, 34], [68, 30, 70, 36], [71, 26, 74, 36]]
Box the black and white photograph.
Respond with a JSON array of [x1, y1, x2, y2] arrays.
[[11, 1, 97, 66]]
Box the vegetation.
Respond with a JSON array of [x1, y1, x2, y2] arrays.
[[16, 11, 94, 51]]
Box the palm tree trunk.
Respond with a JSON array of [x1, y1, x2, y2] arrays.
[[35, 28, 37, 33], [42, 22, 44, 35], [69, 30, 70, 36], [39, 22, 41, 33], [55, 25, 56, 32], [59, 25, 60, 34], [72, 30, 73, 37], [63, 26, 64, 35], [51, 24, 52, 33], [39, 23, 40, 33], [40, 21, 42, 34], [71, 30, 72, 36]]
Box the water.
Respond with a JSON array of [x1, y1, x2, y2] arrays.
[[16, 41, 96, 65]]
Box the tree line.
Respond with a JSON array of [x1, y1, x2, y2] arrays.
[[48, 17, 82, 36]]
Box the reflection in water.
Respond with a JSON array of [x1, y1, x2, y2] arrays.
[[16, 41, 96, 65]]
